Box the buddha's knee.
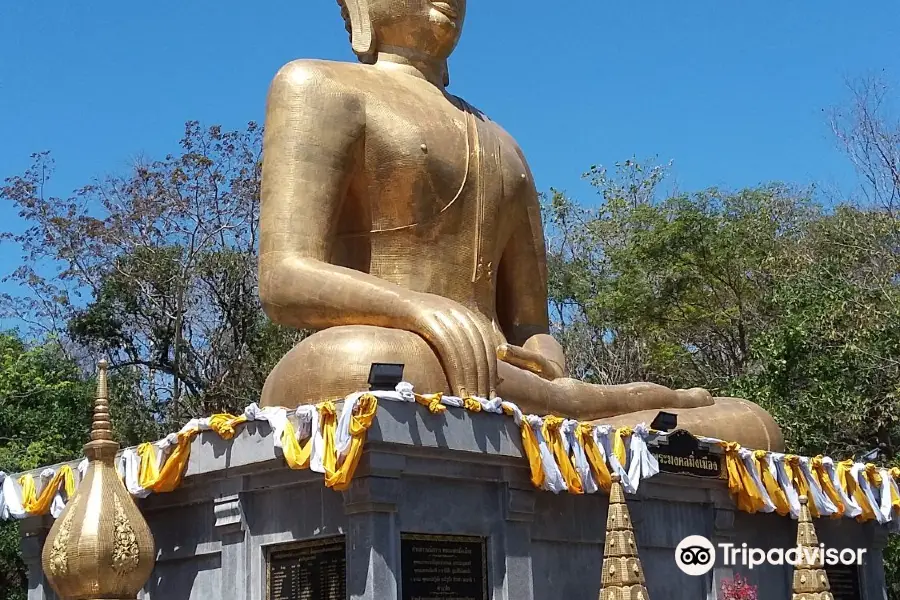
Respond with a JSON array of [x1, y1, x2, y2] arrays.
[[261, 325, 450, 408]]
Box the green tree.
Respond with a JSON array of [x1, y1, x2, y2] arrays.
[[546, 159, 899, 456], [733, 205, 900, 457], [0, 333, 94, 600], [544, 160, 818, 390], [0, 122, 303, 429]]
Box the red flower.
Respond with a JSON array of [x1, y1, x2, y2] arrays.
[[720, 575, 759, 600]]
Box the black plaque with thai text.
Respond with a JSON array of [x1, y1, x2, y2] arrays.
[[825, 564, 861, 600], [267, 536, 346, 600], [650, 429, 724, 479], [400, 533, 488, 600]]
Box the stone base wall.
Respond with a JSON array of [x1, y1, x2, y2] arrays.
[[18, 402, 890, 600]]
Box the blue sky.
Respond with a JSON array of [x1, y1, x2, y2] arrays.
[[0, 0, 898, 281]]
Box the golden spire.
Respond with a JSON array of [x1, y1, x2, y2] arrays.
[[791, 495, 833, 600], [599, 475, 650, 600], [41, 359, 156, 600]]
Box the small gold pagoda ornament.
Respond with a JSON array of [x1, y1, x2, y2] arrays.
[[599, 474, 650, 600], [791, 495, 834, 600], [41, 359, 156, 599]]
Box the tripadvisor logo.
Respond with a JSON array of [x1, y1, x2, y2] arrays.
[[675, 535, 867, 576]]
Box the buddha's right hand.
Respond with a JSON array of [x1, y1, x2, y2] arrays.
[[406, 293, 498, 399]]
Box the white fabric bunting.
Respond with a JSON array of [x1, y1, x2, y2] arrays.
[[1, 381, 899, 533], [772, 454, 801, 518], [799, 457, 838, 517], [852, 463, 887, 524], [525, 414, 566, 493], [564, 419, 597, 494], [738, 447, 775, 513], [625, 424, 659, 493], [823, 457, 862, 518]]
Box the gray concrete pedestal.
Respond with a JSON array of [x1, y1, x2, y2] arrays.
[[15, 401, 889, 600]]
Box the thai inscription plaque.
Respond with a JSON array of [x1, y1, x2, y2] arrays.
[[267, 536, 346, 600], [400, 533, 488, 600], [650, 429, 724, 479]]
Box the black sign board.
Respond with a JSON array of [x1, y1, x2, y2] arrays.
[[400, 533, 488, 600], [826, 564, 861, 600], [267, 536, 346, 600], [650, 429, 724, 479]]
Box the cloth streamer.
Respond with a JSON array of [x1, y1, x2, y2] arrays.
[[0, 382, 897, 528]]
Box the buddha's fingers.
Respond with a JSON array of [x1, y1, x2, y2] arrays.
[[449, 310, 492, 398], [497, 344, 564, 381], [481, 326, 499, 397], [464, 313, 499, 396], [522, 334, 567, 377], [433, 312, 480, 398]]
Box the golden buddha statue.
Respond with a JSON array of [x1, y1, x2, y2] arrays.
[[258, 0, 784, 450]]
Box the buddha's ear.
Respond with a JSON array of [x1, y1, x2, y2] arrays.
[[342, 0, 376, 63]]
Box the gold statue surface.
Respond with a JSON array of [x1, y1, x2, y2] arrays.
[[258, 0, 784, 450], [41, 360, 155, 599]]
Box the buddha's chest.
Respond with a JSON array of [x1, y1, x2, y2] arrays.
[[360, 98, 530, 243]]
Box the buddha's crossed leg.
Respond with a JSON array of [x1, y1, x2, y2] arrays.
[[262, 325, 783, 450]]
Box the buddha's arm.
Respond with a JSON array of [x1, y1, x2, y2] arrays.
[[259, 62, 395, 328], [495, 177, 567, 379], [259, 61, 496, 397]]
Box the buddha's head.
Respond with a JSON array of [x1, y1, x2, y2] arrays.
[[339, 0, 466, 68]]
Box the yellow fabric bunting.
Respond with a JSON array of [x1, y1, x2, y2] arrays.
[[150, 434, 193, 494], [414, 393, 447, 414], [613, 427, 632, 468], [208, 414, 248, 440], [890, 467, 900, 514], [18, 465, 76, 516], [811, 456, 844, 518], [866, 463, 882, 488], [463, 398, 483, 412], [18, 475, 36, 513], [865, 463, 890, 518], [12, 385, 900, 528], [542, 416, 583, 494], [61, 465, 77, 499], [754, 450, 790, 516], [137, 443, 161, 489], [837, 459, 877, 522], [721, 443, 766, 514], [520, 421, 545, 489], [578, 423, 612, 491], [327, 395, 378, 491], [785, 455, 818, 518], [281, 419, 314, 470]]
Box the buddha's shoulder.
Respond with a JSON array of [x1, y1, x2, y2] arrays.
[[453, 97, 523, 153], [270, 59, 371, 95]]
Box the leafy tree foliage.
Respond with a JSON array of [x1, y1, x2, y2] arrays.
[[545, 162, 817, 392], [1, 123, 303, 429], [546, 159, 899, 458], [0, 333, 93, 600]]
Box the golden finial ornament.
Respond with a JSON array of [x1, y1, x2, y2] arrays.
[[791, 496, 834, 600], [41, 359, 156, 599], [599, 475, 649, 600]]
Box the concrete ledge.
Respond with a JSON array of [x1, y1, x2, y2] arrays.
[[10, 401, 890, 600]]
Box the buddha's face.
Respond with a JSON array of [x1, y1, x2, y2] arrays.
[[368, 0, 466, 60]]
